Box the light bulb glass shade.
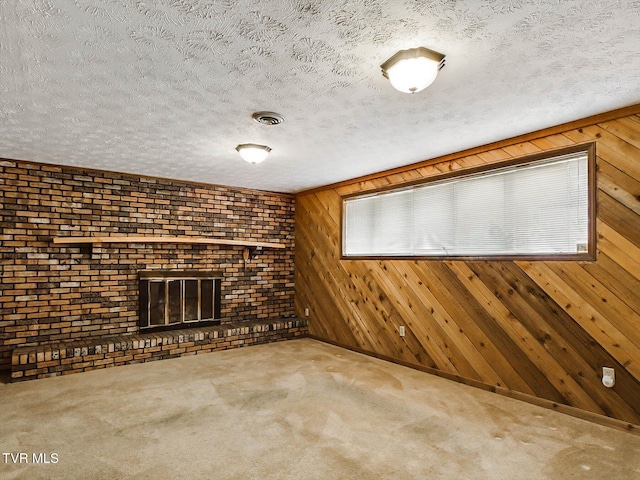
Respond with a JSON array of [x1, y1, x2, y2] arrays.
[[235, 144, 272, 164], [381, 47, 445, 94]]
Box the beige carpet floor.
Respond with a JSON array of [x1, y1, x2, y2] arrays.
[[1, 338, 639, 479]]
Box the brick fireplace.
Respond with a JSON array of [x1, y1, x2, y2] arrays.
[[0, 159, 305, 380]]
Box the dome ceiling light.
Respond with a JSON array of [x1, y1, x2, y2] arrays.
[[236, 112, 283, 164], [381, 47, 446, 94], [235, 144, 272, 164]]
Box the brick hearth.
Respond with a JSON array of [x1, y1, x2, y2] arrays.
[[12, 318, 307, 381]]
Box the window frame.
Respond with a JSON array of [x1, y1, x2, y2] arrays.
[[340, 143, 597, 261]]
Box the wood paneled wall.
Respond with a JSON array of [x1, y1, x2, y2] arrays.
[[295, 106, 640, 428]]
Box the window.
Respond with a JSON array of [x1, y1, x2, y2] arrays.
[[342, 144, 595, 260]]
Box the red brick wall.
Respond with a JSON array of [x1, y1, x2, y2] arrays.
[[0, 159, 295, 372]]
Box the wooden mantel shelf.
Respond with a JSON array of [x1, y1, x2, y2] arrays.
[[52, 235, 286, 249]]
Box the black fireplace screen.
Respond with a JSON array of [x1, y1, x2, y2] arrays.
[[139, 271, 221, 330]]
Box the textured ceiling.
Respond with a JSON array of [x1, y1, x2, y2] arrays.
[[2, 1, 640, 193]]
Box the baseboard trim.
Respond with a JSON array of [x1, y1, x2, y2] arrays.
[[308, 335, 640, 436]]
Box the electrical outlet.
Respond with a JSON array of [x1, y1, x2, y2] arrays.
[[399, 326, 405, 337], [304, 307, 309, 317], [602, 366, 615, 388]]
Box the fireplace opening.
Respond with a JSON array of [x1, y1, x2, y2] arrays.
[[139, 271, 222, 331]]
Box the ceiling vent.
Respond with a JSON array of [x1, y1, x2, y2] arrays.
[[252, 111, 284, 126]]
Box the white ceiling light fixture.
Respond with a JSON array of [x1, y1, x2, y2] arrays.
[[381, 47, 446, 94], [235, 111, 283, 164], [236, 144, 272, 164]]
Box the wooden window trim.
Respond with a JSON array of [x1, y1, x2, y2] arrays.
[[340, 143, 597, 261]]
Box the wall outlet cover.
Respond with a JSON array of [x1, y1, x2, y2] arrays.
[[602, 367, 615, 388]]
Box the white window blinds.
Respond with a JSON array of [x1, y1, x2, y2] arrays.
[[343, 151, 590, 258]]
